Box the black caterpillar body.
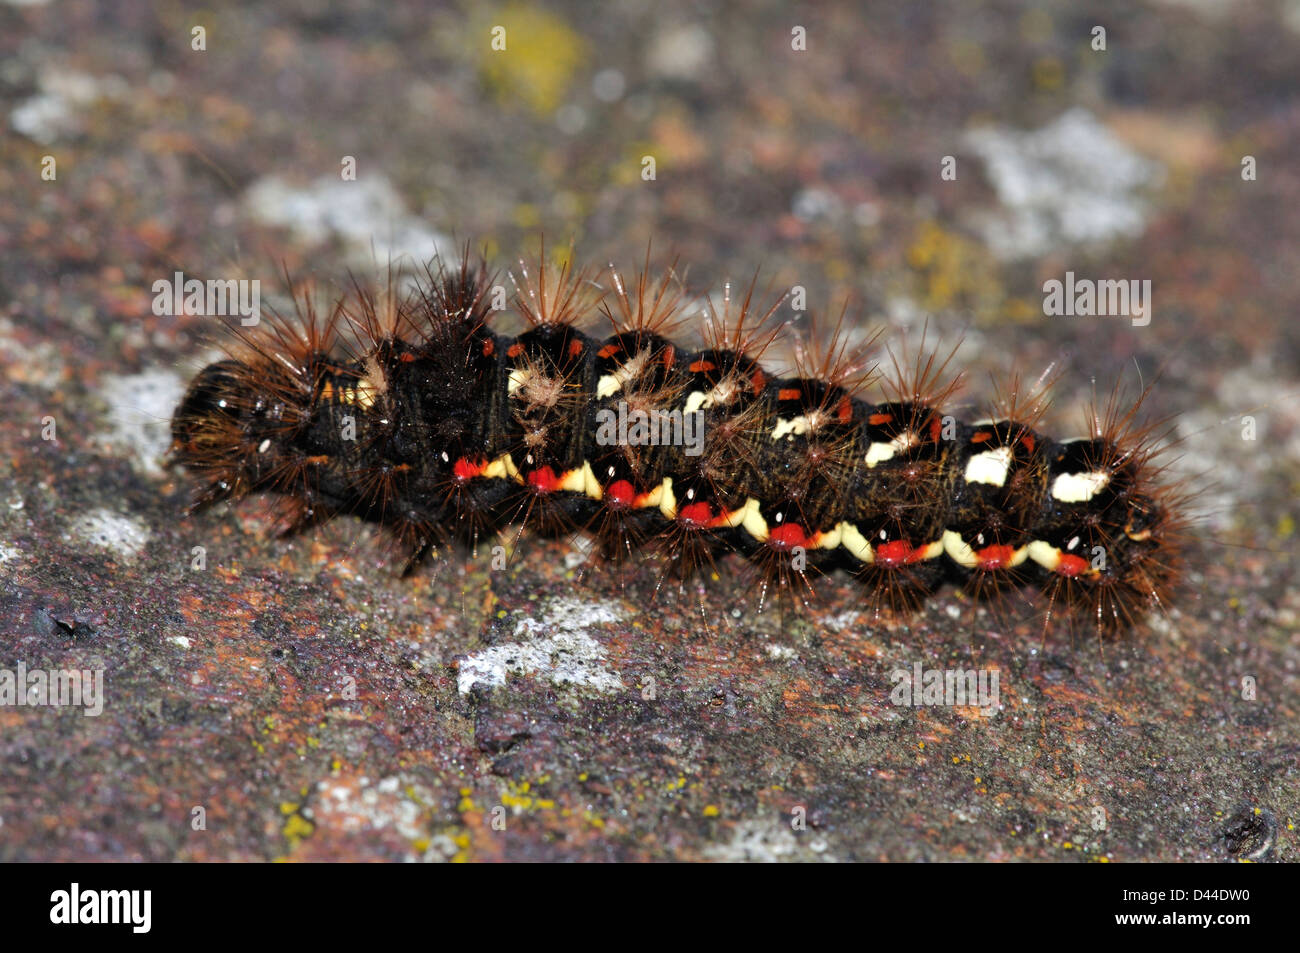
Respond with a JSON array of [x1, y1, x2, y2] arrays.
[[170, 253, 1183, 631]]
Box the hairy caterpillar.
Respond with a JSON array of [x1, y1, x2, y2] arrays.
[[169, 248, 1191, 635]]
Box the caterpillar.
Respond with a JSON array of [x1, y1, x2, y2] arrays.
[[169, 247, 1191, 636]]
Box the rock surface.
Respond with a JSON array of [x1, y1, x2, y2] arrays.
[[1, 0, 1296, 861]]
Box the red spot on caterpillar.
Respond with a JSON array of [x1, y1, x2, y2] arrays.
[[1019, 432, 1036, 452], [974, 544, 1016, 571], [750, 370, 766, 394], [677, 501, 715, 527], [597, 343, 620, 359], [928, 415, 943, 443], [767, 523, 807, 550], [869, 413, 893, 426], [662, 345, 676, 367], [605, 479, 636, 508], [399, 352, 416, 363], [507, 343, 524, 358], [836, 398, 853, 423], [568, 339, 584, 358], [482, 339, 495, 357], [453, 457, 485, 482], [304, 455, 330, 465], [777, 388, 801, 401], [875, 539, 925, 568], [689, 360, 716, 373], [526, 467, 561, 493], [970, 430, 993, 444], [1054, 552, 1089, 577]]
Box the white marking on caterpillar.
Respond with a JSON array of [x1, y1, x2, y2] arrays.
[[865, 430, 919, 467], [682, 376, 741, 416], [1051, 470, 1110, 503], [595, 346, 652, 398], [771, 409, 829, 441], [771, 415, 809, 441], [507, 367, 529, 395], [964, 445, 1013, 487]]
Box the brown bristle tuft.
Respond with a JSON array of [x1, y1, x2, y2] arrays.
[[510, 238, 603, 329]]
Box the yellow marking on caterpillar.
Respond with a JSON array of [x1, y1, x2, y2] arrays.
[[557, 461, 603, 499], [808, 524, 842, 550], [943, 530, 977, 568], [914, 540, 945, 560], [741, 499, 769, 542], [837, 522, 874, 563], [345, 378, 380, 409], [943, 530, 1029, 568], [658, 477, 677, 520], [483, 453, 519, 481], [1024, 538, 1086, 569], [713, 501, 750, 530], [635, 481, 665, 510]]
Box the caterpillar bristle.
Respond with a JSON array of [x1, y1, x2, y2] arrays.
[[510, 238, 602, 330], [700, 274, 788, 367], [880, 334, 966, 421], [416, 245, 496, 328], [857, 560, 934, 622], [602, 245, 689, 339], [789, 300, 881, 397], [271, 495, 334, 539], [169, 244, 1197, 643]]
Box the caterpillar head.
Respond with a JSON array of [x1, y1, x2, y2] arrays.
[[170, 358, 307, 507], [172, 359, 251, 437]]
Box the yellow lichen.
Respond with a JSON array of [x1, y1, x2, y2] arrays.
[[282, 812, 315, 847], [905, 221, 1003, 314], [477, 4, 586, 116]]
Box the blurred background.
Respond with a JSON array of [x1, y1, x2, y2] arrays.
[[1, 0, 1297, 861]]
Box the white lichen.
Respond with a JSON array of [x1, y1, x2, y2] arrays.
[[457, 597, 625, 695], [96, 369, 187, 477], [963, 108, 1164, 260]]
